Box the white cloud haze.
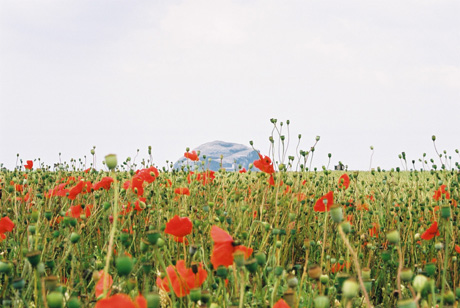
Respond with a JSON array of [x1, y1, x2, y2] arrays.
[[1, 0, 459, 170]]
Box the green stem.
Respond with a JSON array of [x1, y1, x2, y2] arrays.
[[103, 171, 119, 297]]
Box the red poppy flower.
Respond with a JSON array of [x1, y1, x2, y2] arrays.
[[338, 174, 350, 190], [254, 153, 275, 174], [156, 260, 207, 297], [239, 168, 247, 173], [421, 221, 440, 240], [433, 185, 450, 200], [314, 191, 334, 212], [174, 187, 190, 196], [273, 299, 291, 308], [369, 222, 379, 238], [95, 270, 113, 298], [0, 216, 15, 240], [68, 181, 92, 200], [95, 293, 146, 308], [24, 160, 33, 170], [93, 177, 114, 191], [164, 215, 193, 242], [184, 150, 199, 161], [68, 204, 92, 219], [268, 174, 275, 186], [210, 226, 253, 268], [455, 245, 460, 254], [330, 261, 351, 273]]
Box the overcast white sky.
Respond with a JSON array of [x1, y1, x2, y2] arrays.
[[1, 0, 459, 171]]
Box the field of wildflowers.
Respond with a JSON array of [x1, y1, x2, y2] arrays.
[[0, 121, 459, 308]]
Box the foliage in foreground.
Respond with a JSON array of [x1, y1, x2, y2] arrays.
[[0, 156, 459, 308]]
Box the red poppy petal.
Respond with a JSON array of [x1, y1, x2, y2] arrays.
[[210, 226, 233, 243]]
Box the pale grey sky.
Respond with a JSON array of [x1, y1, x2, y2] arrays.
[[1, 0, 459, 170]]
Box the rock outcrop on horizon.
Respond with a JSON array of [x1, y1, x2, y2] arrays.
[[173, 140, 260, 171]]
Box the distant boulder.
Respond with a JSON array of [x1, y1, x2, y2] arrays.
[[173, 140, 260, 171]]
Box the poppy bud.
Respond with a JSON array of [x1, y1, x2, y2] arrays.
[[435, 242, 443, 250], [314, 296, 329, 308], [320, 274, 329, 284], [386, 230, 400, 245], [400, 268, 413, 282], [413, 274, 428, 293], [116, 256, 133, 276], [145, 293, 160, 308], [47, 291, 63, 308], [432, 135, 436, 141], [249, 140, 253, 146], [342, 279, 359, 299]]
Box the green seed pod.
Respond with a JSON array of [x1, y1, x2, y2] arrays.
[[318, 274, 328, 285], [424, 263, 436, 277], [189, 288, 201, 302], [440, 206, 451, 218], [67, 297, 81, 308], [330, 205, 343, 223], [12, 278, 25, 290], [103, 202, 111, 210], [104, 154, 117, 170], [361, 268, 371, 280], [216, 266, 228, 279], [233, 251, 245, 267], [386, 230, 400, 245], [28, 225, 36, 235], [244, 259, 258, 273], [255, 252, 266, 266], [116, 256, 133, 276], [47, 291, 63, 308], [145, 230, 161, 245], [400, 268, 413, 282], [200, 291, 211, 304], [26, 250, 41, 267], [340, 222, 351, 234], [443, 290, 455, 305], [70, 232, 80, 244], [397, 299, 417, 308], [274, 266, 284, 276], [145, 293, 160, 308], [313, 295, 330, 308], [44, 211, 53, 220], [413, 275, 428, 293], [342, 279, 359, 299]]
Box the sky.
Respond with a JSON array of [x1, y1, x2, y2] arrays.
[[1, 0, 459, 171]]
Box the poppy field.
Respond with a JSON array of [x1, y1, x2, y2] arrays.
[[0, 139, 460, 308]]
